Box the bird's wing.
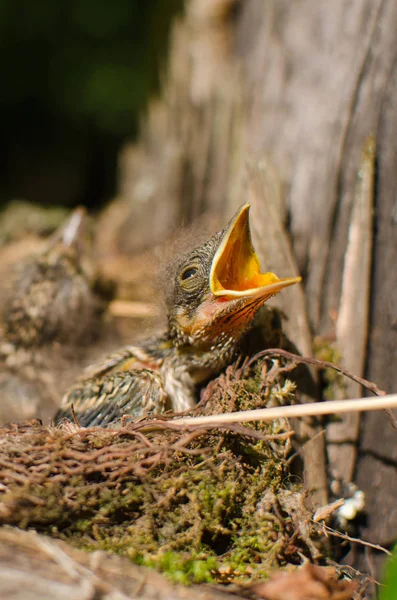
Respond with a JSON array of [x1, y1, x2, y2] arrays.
[[55, 369, 168, 427], [78, 345, 162, 382]]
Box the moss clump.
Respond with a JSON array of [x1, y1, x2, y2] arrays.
[[313, 338, 346, 400], [0, 363, 327, 584], [135, 552, 219, 585]]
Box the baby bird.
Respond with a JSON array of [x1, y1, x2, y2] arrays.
[[2, 208, 101, 347], [56, 204, 301, 427], [0, 208, 107, 424]]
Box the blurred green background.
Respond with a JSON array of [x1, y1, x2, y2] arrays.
[[0, 0, 182, 209]]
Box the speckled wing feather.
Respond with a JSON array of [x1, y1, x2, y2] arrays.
[[55, 369, 167, 427], [77, 345, 162, 381], [55, 344, 168, 427]]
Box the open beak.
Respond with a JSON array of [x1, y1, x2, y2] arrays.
[[210, 204, 301, 300]]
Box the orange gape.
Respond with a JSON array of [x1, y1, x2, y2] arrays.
[[210, 204, 299, 298]]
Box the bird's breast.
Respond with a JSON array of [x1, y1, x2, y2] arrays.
[[161, 363, 197, 413]]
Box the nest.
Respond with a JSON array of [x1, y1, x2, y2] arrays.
[[0, 359, 331, 585]]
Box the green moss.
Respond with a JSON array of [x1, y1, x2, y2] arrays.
[[49, 450, 295, 583], [137, 552, 218, 585], [313, 338, 346, 400]]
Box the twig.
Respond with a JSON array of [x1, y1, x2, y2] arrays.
[[170, 394, 397, 426], [322, 524, 391, 556], [128, 420, 294, 442], [286, 429, 325, 465], [384, 408, 397, 431], [243, 349, 386, 396], [108, 300, 157, 319]]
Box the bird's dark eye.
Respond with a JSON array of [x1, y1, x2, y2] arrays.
[[181, 266, 198, 281]]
